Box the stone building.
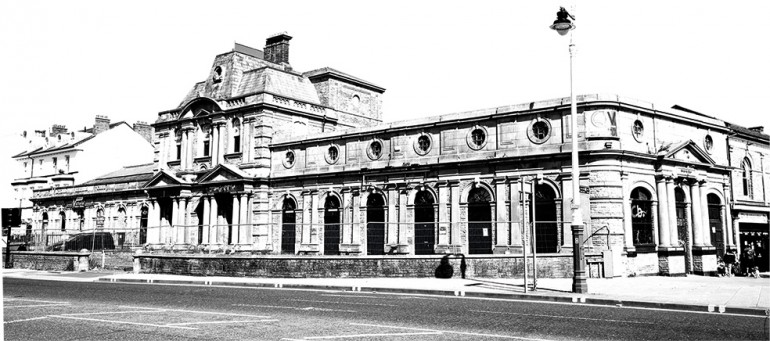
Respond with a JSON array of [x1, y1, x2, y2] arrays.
[[12, 116, 154, 242], [30, 33, 769, 276]]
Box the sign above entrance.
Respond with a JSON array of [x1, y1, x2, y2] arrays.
[[204, 184, 241, 194]]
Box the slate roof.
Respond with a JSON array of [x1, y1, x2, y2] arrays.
[[12, 135, 96, 158], [726, 123, 769, 140], [80, 163, 155, 186], [237, 67, 321, 104]]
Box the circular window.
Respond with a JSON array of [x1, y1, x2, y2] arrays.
[[632, 120, 644, 142], [527, 119, 552, 144], [326, 145, 340, 164], [704, 134, 714, 153], [466, 126, 488, 150], [283, 150, 296, 169], [414, 133, 432, 155], [367, 140, 383, 160]]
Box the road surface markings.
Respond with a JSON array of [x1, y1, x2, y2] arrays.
[[4, 303, 71, 308], [351, 323, 556, 341], [58, 310, 168, 316], [4, 316, 50, 324], [3, 298, 68, 304], [470, 309, 655, 324], [287, 299, 397, 307], [233, 303, 357, 313], [166, 319, 279, 326], [48, 315, 198, 330], [289, 331, 443, 339], [118, 305, 271, 318], [320, 294, 383, 299]]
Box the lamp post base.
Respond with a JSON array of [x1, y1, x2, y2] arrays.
[[572, 223, 588, 293]]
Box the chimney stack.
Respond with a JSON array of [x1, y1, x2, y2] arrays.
[[264, 32, 292, 65], [748, 126, 765, 134], [133, 121, 153, 143], [93, 115, 110, 135], [50, 124, 68, 137]]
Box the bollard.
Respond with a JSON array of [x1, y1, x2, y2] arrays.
[[77, 249, 90, 272]]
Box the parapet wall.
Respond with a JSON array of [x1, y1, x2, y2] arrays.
[[135, 253, 585, 278]]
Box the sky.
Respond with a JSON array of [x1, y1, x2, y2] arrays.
[[0, 1, 768, 179]]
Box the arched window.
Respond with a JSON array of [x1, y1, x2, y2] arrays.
[[468, 187, 493, 254], [414, 190, 436, 255], [324, 196, 341, 255], [59, 211, 66, 231], [366, 193, 386, 255], [742, 158, 753, 198], [232, 118, 241, 153], [117, 207, 127, 229], [630, 188, 654, 245], [281, 198, 297, 254]]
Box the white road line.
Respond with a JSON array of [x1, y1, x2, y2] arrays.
[[166, 319, 279, 326], [470, 309, 655, 325], [4, 303, 70, 308], [351, 323, 556, 341], [3, 299, 68, 304], [234, 304, 357, 313], [288, 299, 396, 307], [48, 315, 198, 330], [320, 294, 383, 299], [300, 331, 443, 339], [118, 305, 271, 318], [4, 316, 50, 324], [59, 310, 167, 316]]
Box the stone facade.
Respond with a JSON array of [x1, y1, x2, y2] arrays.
[[28, 33, 770, 278]]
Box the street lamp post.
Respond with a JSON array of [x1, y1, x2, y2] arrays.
[[550, 6, 587, 294]]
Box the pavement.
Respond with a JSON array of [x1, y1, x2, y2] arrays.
[[3, 268, 769, 316]]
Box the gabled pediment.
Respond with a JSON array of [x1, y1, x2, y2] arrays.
[[143, 169, 185, 188], [197, 163, 250, 184], [659, 140, 715, 165]]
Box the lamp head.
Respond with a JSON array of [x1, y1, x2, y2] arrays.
[[550, 7, 575, 36]]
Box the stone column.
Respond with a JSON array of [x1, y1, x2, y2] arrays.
[[311, 191, 320, 244], [495, 180, 508, 251], [209, 196, 219, 245], [387, 187, 397, 246], [733, 216, 741, 252], [722, 182, 733, 248], [651, 201, 659, 245], [398, 189, 408, 247], [202, 196, 210, 244], [239, 193, 250, 246], [450, 183, 460, 248], [351, 191, 361, 246], [231, 195, 240, 245], [690, 180, 704, 247], [171, 198, 180, 244], [509, 178, 523, 253], [341, 190, 352, 245], [180, 130, 188, 169], [211, 124, 219, 166], [437, 183, 451, 246], [148, 200, 161, 245], [621, 172, 633, 250], [666, 178, 678, 247], [685, 200, 694, 272], [302, 192, 311, 244], [656, 177, 671, 247]]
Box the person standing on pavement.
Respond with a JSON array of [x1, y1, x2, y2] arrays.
[[743, 244, 755, 276], [723, 251, 736, 277]]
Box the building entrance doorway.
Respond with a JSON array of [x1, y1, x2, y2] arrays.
[[532, 184, 558, 253], [281, 199, 296, 254], [139, 207, 148, 244], [675, 187, 690, 272], [414, 191, 435, 255], [468, 187, 492, 254], [324, 196, 341, 255], [366, 193, 385, 255], [707, 194, 724, 258]]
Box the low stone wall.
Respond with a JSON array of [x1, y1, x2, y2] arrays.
[[136, 253, 579, 278], [6, 251, 90, 272], [98, 250, 137, 270]]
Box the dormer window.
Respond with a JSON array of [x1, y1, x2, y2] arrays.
[[213, 66, 223, 84]]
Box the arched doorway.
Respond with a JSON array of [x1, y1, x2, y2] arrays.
[[674, 187, 690, 272], [59, 211, 66, 231], [281, 198, 297, 254], [414, 190, 435, 255], [324, 196, 341, 255], [707, 194, 724, 258], [139, 207, 148, 244], [630, 188, 654, 246], [366, 193, 386, 255], [468, 187, 492, 254], [212, 194, 233, 245], [531, 184, 558, 253], [42, 212, 49, 247]]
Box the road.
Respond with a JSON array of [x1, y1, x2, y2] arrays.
[[3, 278, 767, 340]]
